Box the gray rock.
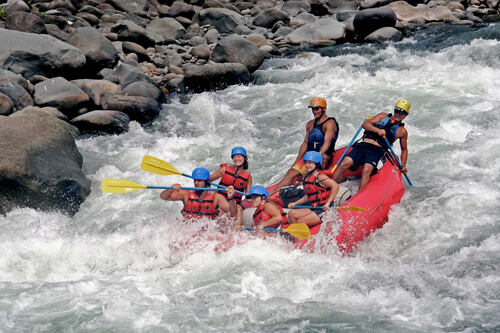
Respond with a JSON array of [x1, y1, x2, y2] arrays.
[[0, 70, 32, 93], [0, 29, 86, 79], [121, 81, 164, 103], [80, 80, 122, 107], [146, 17, 187, 43], [211, 35, 265, 73], [204, 28, 220, 44], [5, 11, 47, 34], [67, 27, 119, 72], [122, 41, 150, 63], [353, 8, 397, 38], [193, 8, 246, 34], [33, 77, 89, 118], [365, 26, 403, 43], [101, 94, 161, 124], [0, 111, 90, 216], [108, 0, 149, 13], [113, 62, 156, 87], [284, 18, 346, 44], [282, 1, 312, 16], [184, 63, 251, 93], [0, 92, 14, 116], [70, 110, 130, 135], [0, 81, 34, 112], [111, 20, 156, 48], [191, 45, 212, 60], [253, 8, 291, 28]]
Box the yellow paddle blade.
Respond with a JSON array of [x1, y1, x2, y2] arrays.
[[282, 223, 311, 240], [141, 155, 182, 176], [338, 206, 367, 212], [101, 178, 147, 193]]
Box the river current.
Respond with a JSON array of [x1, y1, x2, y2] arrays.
[[1, 24, 499, 332]]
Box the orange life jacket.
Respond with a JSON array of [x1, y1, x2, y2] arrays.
[[219, 165, 250, 204], [181, 191, 218, 220], [253, 200, 289, 229], [303, 171, 330, 207]]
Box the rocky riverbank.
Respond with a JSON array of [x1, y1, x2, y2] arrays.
[[0, 0, 499, 216]]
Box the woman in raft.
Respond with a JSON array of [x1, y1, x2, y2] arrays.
[[288, 151, 340, 227]]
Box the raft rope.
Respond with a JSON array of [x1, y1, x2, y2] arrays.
[[337, 167, 398, 246]]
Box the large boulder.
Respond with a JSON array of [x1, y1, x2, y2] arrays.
[[353, 8, 397, 39], [211, 35, 265, 73], [33, 77, 89, 119], [0, 29, 87, 79], [193, 8, 246, 34], [70, 110, 130, 135], [111, 20, 156, 48], [184, 63, 251, 93], [100, 94, 161, 124], [0, 111, 91, 216], [284, 18, 346, 44], [67, 27, 119, 74]]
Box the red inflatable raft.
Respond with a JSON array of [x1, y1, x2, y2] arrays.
[[268, 146, 406, 254]]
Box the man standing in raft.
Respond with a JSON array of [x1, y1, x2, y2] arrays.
[[333, 99, 410, 191], [272, 97, 339, 194], [160, 167, 238, 220], [287, 151, 340, 227]]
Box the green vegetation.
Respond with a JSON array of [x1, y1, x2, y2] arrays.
[[0, 5, 6, 21]]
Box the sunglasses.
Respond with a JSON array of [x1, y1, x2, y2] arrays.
[[310, 106, 322, 111], [246, 195, 260, 200], [394, 108, 408, 116]]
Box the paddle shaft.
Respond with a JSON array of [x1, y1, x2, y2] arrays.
[[331, 115, 371, 173], [146, 186, 228, 191], [383, 137, 413, 186]]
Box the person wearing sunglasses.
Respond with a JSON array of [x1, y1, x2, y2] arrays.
[[333, 99, 410, 191], [271, 97, 339, 194]]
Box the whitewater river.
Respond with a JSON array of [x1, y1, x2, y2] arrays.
[[1, 24, 499, 332]]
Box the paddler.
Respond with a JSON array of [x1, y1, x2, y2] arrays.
[[272, 97, 339, 194], [333, 99, 410, 191], [160, 167, 238, 220], [245, 185, 290, 231], [210, 146, 252, 226], [288, 151, 340, 227]]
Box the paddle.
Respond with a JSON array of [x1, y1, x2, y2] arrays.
[[382, 137, 413, 186], [243, 223, 311, 240], [292, 205, 367, 212], [141, 155, 249, 196], [102, 178, 230, 193], [331, 115, 371, 174]]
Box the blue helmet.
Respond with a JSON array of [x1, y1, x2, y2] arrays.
[[231, 146, 247, 157], [308, 129, 324, 144], [248, 185, 269, 198], [303, 151, 323, 164], [192, 167, 210, 181]]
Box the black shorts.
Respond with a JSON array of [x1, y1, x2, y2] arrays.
[[347, 142, 386, 170]]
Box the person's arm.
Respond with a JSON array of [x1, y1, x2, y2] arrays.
[[210, 166, 226, 182], [318, 174, 340, 211], [362, 113, 387, 137], [258, 202, 284, 229], [216, 186, 238, 217], [398, 127, 409, 174], [318, 119, 337, 155], [160, 183, 188, 203], [288, 194, 309, 208]]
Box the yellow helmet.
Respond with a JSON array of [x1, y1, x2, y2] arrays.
[[308, 97, 327, 109], [395, 99, 411, 115]]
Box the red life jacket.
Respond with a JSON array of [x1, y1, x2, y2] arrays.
[[181, 191, 218, 220], [303, 171, 330, 207], [253, 200, 289, 229], [219, 165, 250, 204]]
